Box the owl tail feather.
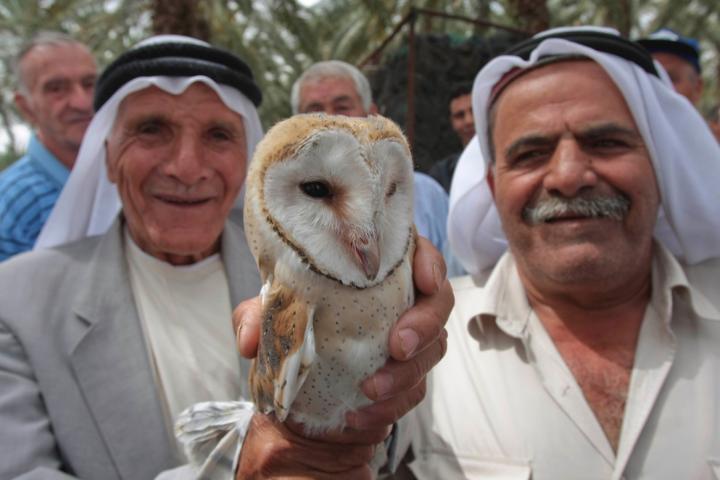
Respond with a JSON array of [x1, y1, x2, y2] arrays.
[[274, 305, 316, 421]]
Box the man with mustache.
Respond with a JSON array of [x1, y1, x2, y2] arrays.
[[0, 31, 96, 260], [404, 27, 720, 479]]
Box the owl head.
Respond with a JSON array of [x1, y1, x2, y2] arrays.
[[245, 113, 415, 289]]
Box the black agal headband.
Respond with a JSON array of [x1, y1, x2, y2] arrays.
[[93, 40, 262, 111], [503, 29, 660, 77]]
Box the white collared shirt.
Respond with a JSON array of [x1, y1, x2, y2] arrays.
[[408, 243, 720, 479]]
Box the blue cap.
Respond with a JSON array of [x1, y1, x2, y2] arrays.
[[637, 28, 701, 73]]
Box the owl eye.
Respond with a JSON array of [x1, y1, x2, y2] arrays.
[[386, 182, 397, 197], [300, 181, 332, 198]]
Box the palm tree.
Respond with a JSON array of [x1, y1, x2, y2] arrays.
[[151, 0, 210, 40]]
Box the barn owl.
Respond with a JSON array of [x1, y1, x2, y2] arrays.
[[244, 113, 416, 433]]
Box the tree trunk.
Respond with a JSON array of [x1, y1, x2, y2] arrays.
[[506, 0, 550, 35], [0, 102, 18, 158], [473, 0, 492, 35], [609, 0, 632, 37], [151, 0, 210, 41]]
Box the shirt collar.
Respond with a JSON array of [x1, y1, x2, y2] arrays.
[[468, 241, 720, 340], [27, 134, 70, 186], [123, 225, 222, 277], [468, 251, 533, 341], [651, 240, 720, 323]]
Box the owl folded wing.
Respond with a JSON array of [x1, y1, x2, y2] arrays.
[[249, 280, 316, 422]]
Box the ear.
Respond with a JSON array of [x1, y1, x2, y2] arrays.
[[693, 77, 704, 104], [487, 167, 496, 199], [368, 102, 379, 115], [14, 91, 37, 125]]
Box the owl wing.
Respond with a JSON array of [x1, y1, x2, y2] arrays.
[[249, 278, 316, 422]]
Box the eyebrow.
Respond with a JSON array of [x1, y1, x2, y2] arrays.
[[125, 113, 166, 125], [331, 95, 355, 104], [575, 123, 642, 142], [504, 134, 556, 160], [504, 122, 642, 159], [42, 76, 69, 87]]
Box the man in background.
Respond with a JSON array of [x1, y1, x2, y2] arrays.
[[428, 83, 475, 193], [0, 31, 96, 260], [638, 28, 703, 106]]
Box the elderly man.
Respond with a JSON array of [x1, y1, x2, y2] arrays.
[[292, 60, 464, 277], [0, 31, 96, 260], [0, 36, 452, 479], [407, 27, 720, 479]]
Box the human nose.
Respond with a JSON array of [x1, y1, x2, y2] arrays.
[[542, 138, 597, 197], [163, 134, 209, 185], [67, 83, 93, 112], [463, 111, 474, 127]]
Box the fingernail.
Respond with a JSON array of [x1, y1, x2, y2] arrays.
[[345, 410, 359, 427], [432, 262, 445, 292], [399, 328, 419, 358], [372, 372, 394, 400], [235, 320, 244, 339]]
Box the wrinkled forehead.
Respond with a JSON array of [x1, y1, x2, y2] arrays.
[[23, 41, 94, 64], [113, 83, 243, 127], [491, 58, 635, 128], [20, 42, 96, 83]]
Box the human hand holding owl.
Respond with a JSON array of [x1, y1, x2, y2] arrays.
[[236, 113, 453, 476], [234, 236, 453, 478]]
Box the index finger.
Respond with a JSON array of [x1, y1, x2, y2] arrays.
[[233, 296, 262, 358], [412, 236, 447, 296], [388, 237, 454, 361]]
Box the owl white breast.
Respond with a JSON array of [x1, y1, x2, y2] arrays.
[[244, 113, 416, 433]]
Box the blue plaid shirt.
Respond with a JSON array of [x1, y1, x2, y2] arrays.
[[0, 135, 69, 261]]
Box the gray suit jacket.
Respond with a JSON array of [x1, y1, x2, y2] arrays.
[[0, 211, 261, 479]]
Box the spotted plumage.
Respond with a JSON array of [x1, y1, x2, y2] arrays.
[[244, 113, 416, 432]]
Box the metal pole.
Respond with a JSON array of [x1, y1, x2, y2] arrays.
[[406, 8, 417, 150]]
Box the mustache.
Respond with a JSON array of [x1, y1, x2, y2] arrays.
[[522, 195, 630, 225], [64, 112, 93, 122]]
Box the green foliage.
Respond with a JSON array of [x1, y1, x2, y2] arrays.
[[0, 148, 20, 172], [0, 0, 718, 156]]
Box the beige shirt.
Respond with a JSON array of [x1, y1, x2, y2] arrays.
[[125, 231, 243, 453], [408, 243, 720, 479]]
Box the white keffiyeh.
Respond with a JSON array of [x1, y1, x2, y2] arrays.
[[35, 37, 263, 250]]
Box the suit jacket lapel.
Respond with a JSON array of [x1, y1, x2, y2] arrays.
[[68, 218, 180, 478]]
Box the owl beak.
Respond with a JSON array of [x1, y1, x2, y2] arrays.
[[352, 232, 380, 280]]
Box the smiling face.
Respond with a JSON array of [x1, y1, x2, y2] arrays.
[[14, 42, 97, 168], [488, 60, 660, 289], [106, 83, 247, 265]]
